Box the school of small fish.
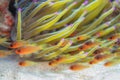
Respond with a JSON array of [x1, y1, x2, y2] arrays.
[[0, 0, 120, 71]]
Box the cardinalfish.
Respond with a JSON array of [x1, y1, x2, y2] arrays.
[[89, 54, 114, 65], [104, 61, 115, 67], [48, 60, 58, 66], [69, 31, 78, 37], [104, 58, 120, 67], [49, 57, 67, 66], [49, 56, 68, 66], [70, 64, 90, 71], [19, 60, 37, 67], [9, 40, 30, 49], [55, 56, 68, 64], [108, 33, 120, 40], [69, 50, 79, 55], [15, 44, 46, 55], [89, 59, 98, 65], [78, 41, 99, 51], [94, 54, 113, 61], [93, 47, 110, 55], [77, 35, 90, 41]]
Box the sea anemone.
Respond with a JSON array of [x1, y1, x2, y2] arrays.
[[0, 0, 120, 71]]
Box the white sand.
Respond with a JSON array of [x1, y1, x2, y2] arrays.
[[0, 55, 120, 80]]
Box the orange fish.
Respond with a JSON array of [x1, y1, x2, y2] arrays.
[[55, 57, 66, 63], [94, 54, 113, 61], [15, 46, 41, 55], [84, 41, 93, 46], [77, 35, 89, 41], [49, 57, 67, 66], [78, 45, 89, 51], [89, 59, 98, 65], [69, 51, 79, 55], [69, 32, 77, 37], [78, 41, 99, 51], [108, 34, 120, 40], [89, 54, 113, 65], [9, 41, 29, 49], [19, 61, 37, 67], [19, 61, 29, 67], [93, 49, 102, 55], [48, 60, 58, 66], [85, 41, 100, 47], [104, 61, 114, 67], [93, 48, 109, 55], [108, 35, 116, 40], [70, 64, 89, 71]]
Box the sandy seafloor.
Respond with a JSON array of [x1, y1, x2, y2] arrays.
[[0, 55, 120, 80]]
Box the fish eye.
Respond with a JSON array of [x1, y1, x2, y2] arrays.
[[109, 36, 114, 39], [79, 46, 84, 50], [94, 49, 101, 55], [17, 49, 21, 53], [95, 55, 102, 60], [77, 37, 81, 40], [85, 41, 92, 45], [10, 44, 13, 47], [89, 61, 94, 64]]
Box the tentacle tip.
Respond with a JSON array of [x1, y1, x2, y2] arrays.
[[49, 2, 54, 5], [61, 38, 65, 41], [97, 45, 101, 48], [115, 0, 120, 3], [84, 10, 88, 14], [69, 24, 73, 27], [54, 12, 59, 15], [73, 1, 77, 5], [85, 52, 88, 55], [18, 8, 22, 12], [63, 24, 67, 26], [113, 7, 116, 11], [106, 22, 111, 26], [69, 41, 73, 45], [113, 26, 116, 29], [83, 0, 88, 5]]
